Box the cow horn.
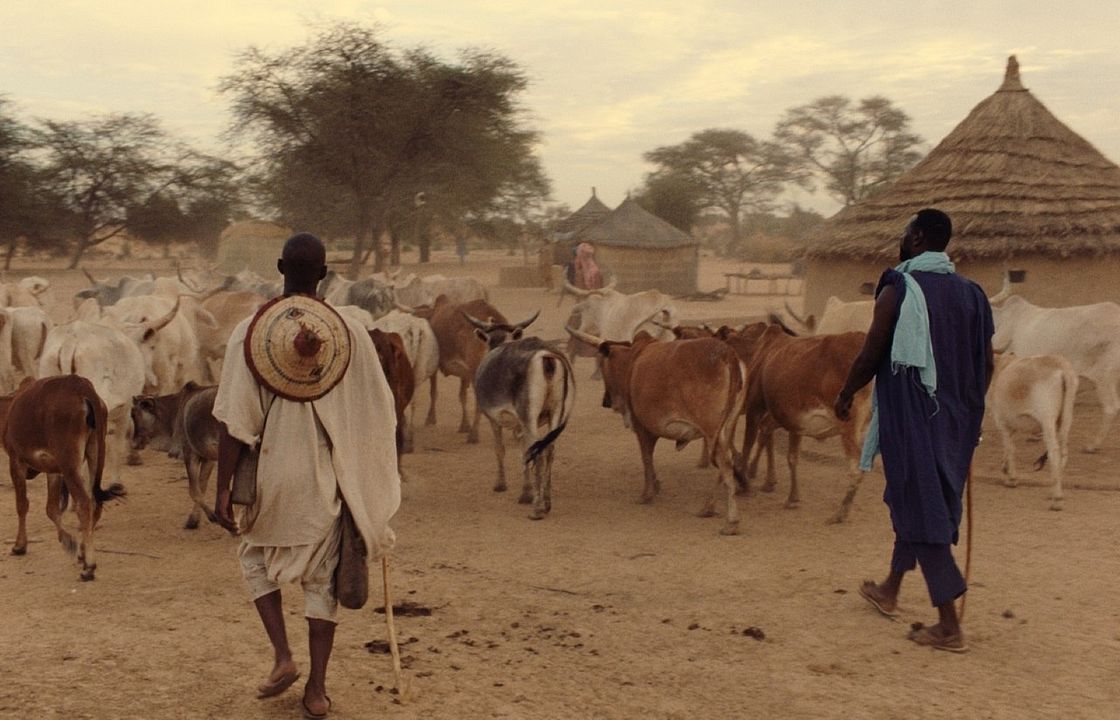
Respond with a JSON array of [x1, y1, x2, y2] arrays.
[[650, 318, 676, 331], [989, 272, 1013, 305], [563, 279, 592, 298], [144, 297, 181, 334], [394, 300, 417, 315], [782, 300, 812, 331], [176, 263, 207, 294], [565, 325, 604, 347], [514, 310, 540, 331], [601, 275, 617, 292], [635, 307, 671, 334], [461, 311, 494, 332], [82, 267, 99, 285]]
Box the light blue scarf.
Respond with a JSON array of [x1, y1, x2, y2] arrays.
[[859, 251, 955, 471]]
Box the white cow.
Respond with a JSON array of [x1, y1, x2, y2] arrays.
[[0, 276, 51, 308], [393, 273, 488, 307], [991, 286, 1120, 453], [38, 320, 149, 489], [785, 296, 874, 335], [90, 295, 202, 395], [563, 285, 677, 372], [987, 353, 1078, 509], [370, 309, 440, 452], [0, 306, 52, 393]]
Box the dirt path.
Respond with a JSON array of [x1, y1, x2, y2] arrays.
[[1, 260, 1118, 719]]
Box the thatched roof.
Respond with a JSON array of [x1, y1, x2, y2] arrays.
[[575, 196, 699, 249], [555, 188, 611, 236], [807, 56, 1120, 261], [220, 220, 290, 243]]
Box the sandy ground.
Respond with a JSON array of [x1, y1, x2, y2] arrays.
[[1, 251, 1118, 719]]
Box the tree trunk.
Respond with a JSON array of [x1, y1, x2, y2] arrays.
[[390, 228, 401, 267], [4, 236, 16, 271], [418, 217, 431, 264], [68, 238, 89, 270]]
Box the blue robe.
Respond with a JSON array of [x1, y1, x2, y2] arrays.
[[874, 269, 993, 545]]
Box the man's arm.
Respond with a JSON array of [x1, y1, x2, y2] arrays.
[[214, 424, 247, 534], [835, 284, 898, 421]]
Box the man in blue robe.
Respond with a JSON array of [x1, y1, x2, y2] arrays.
[[835, 209, 994, 653]]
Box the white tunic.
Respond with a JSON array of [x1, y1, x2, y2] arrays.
[[213, 312, 401, 563]]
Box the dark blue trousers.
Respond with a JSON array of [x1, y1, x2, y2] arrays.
[[891, 538, 967, 607]]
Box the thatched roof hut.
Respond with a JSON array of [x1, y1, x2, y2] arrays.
[[216, 220, 291, 277], [573, 196, 699, 295], [803, 56, 1120, 314], [550, 188, 612, 264]]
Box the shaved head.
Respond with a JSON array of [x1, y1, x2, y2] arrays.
[[278, 232, 327, 295]]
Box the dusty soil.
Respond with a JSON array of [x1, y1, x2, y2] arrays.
[[1, 251, 1118, 719]]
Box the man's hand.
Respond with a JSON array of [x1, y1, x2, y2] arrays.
[[834, 391, 853, 421], [215, 486, 238, 535]]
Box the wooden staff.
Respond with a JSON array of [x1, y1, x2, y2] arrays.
[[957, 466, 974, 621], [381, 556, 412, 702]]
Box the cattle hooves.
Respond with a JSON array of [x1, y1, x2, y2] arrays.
[[719, 522, 741, 536], [760, 483, 776, 493], [11, 546, 26, 556], [1003, 479, 1018, 488], [783, 500, 800, 510], [528, 511, 546, 521], [1081, 446, 1100, 454], [127, 452, 143, 466], [184, 517, 200, 530], [493, 484, 507, 493], [518, 493, 533, 505], [826, 513, 847, 525], [696, 507, 717, 518], [79, 569, 96, 582]]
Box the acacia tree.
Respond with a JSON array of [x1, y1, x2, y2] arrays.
[[33, 113, 182, 268], [633, 171, 705, 232], [774, 95, 924, 207], [222, 22, 548, 274], [644, 129, 802, 248]]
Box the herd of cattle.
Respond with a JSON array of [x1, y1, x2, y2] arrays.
[[0, 266, 1111, 580]]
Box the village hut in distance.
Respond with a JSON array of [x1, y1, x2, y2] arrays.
[[572, 195, 700, 295], [550, 187, 612, 265], [215, 220, 291, 277], [801, 56, 1120, 317]]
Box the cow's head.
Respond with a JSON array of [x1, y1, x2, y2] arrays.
[[464, 310, 540, 349], [130, 394, 173, 452]]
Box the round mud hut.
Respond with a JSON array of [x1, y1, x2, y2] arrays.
[[573, 196, 699, 295], [802, 56, 1120, 316], [215, 220, 291, 277], [551, 188, 612, 265]]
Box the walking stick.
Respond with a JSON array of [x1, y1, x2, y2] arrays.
[[957, 465, 974, 621], [381, 556, 412, 702]]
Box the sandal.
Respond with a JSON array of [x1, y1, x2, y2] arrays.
[[858, 580, 899, 619], [907, 622, 968, 653], [257, 668, 301, 699], [302, 695, 332, 719]]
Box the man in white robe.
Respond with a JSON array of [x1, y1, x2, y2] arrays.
[[213, 233, 400, 718]]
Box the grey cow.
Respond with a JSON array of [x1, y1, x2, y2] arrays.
[[131, 382, 226, 531], [319, 270, 395, 320], [471, 312, 576, 521]]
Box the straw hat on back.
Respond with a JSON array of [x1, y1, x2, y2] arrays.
[[245, 294, 352, 402]]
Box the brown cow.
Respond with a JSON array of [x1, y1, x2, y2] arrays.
[[368, 329, 415, 465], [400, 295, 515, 443], [197, 290, 267, 381], [3, 375, 123, 580], [131, 382, 223, 530], [740, 326, 872, 523], [568, 327, 747, 535]]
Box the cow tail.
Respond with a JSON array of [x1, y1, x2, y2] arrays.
[[718, 358, 748, 482], [87, 397, 122, 505], [524, 352, 572, 464]]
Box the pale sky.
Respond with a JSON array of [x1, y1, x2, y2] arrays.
[[3, 1, 1120, 217]]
